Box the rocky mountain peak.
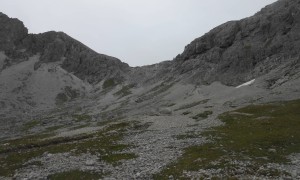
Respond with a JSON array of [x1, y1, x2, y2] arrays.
[[0, 12, 28, 51], [172, 0, 300, 85], [0, 14, 129, 84]]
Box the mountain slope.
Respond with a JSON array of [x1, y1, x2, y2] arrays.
[[1, 0, 300, 179], [0, 12, 130, 114], [149, 0, 300, 86], [0, 12, 129, 84]]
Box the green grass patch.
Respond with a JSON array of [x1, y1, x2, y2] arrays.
[[244, 44, 252, 50], [55, 93, 68, 106], [182, 111, 191, 115], [48, 170, 104, 180], [175, 99, 209, 111], [102, 153, 137, 165], [26, 161, 43, 167], [46, 125, 65, 132], [22, 120, 40, 132], [64, 86, 79, 99], [102, 78, 116, 89], [191, 111, 213, 120], [131, 122, 153, 132], [69, 124, 89, 130], [163, 103, 176, 107], [155, 99, 300, 179], [176, 134, 200, 140], [136, 83, 174, 103], [150, 83, 174, 96], [72, 114, 91, 122], [114, 84, 135, 98], [0, 122, 137, 177]]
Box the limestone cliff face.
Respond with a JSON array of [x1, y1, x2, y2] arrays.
[[0, 13, 129, 84], [23, 32, 130, 83], [0, 12, 28, 51], [171, 0, 300, 85]]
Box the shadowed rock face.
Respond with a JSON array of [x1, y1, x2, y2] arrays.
[[172, 0, 300, 85], [0, 13, 28, 51]]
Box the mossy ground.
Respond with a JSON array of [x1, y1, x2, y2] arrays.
[[55, 93, 68, 106], [22, 119, 40, 132], [0, 121, 139, 177], [175, 99, 209, 111], [148, 83, 174, 97], [135, 82, 174, 103], [46, 125, 65, 132], [47, 170, 104, 180], [72, 114, 91, 122], [102, 78, 116, 89], [114, 84, 135, 98], [182, 111, 191, 115], [154, 99, 300, 179], [191, 110, 213, 120]]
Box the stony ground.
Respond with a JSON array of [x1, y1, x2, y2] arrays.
[[1, 78, 300, 180]]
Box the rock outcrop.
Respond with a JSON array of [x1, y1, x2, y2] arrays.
[[171, 0, 300, 85], [0, 12, 28, 51], [23, 31, 130, 83], [0, 13, 129, 84]]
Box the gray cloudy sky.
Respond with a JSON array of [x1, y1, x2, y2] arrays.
[[1, 0, 276, 67]]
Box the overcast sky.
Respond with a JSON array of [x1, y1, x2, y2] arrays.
[[1, 0, 276, 67]]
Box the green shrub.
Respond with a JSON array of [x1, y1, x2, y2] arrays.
[[102, 79, 116, 89]]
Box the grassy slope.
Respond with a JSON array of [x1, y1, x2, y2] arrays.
[[0, 122, 139, 177], [154, 99, 300, 179]]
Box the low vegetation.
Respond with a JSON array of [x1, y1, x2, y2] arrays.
[[191, 110, 213, 120], [174, 99, 209, 111], [182, 111, 191, 115], [55, 87, 80, 106], [176, 132, 201, 140], [72, 114, 91, 122], [136, 82, 174, 103], [151, 83, 174, 96], [0, 121, 138, 177], [64, 86, 79, 99], [154, 99, 300, 179], [102, 78, 116, 89], [22, 119, 40, 132], [114, 84, 135, 98], [55, 93, 68, 106], [45, 125, 65, 132], [48, 170, 104, 180], [163, 103, 176, 107]]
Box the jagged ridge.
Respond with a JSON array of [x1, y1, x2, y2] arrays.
[[172, 0, 300, 85], [0, 12, 129, 84]]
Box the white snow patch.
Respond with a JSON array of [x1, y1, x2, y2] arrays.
[[236, 79, 255, 88]]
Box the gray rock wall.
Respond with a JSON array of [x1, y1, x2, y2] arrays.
[[173, 0, 300, 85]]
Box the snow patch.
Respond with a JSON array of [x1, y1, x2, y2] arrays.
[[236, 79, 255, 88]]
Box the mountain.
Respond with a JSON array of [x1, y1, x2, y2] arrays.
[[149, 0, 300, 86], [0, 12, 130, 114], [1, 0, 300, 179], [0, 12, 129, 82]]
